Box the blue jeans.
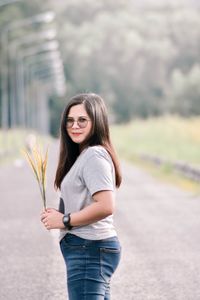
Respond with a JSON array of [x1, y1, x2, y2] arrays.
[[60, 233, 121, 300]]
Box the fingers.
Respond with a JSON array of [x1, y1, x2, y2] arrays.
[[41, 212, 53, 231], [46, 208, 55, 213], [44, 221, 50, 230], [40, 211, 49, 229], [40, 212, 47, 222], [40, 207, 52, 215], [40, 208, 52, 220], [40, 208, 56, 231], [41, 217, 50, 230]]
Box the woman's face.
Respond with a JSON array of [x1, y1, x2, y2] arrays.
[[66, 104, 92, 146]]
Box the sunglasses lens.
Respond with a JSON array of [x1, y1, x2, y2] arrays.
[[66, 119, 74, 128], [78, 118, 88, 128], [66, 117, 89, 128]]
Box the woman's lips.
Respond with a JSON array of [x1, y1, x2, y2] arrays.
[[71, 132, 82, 136]]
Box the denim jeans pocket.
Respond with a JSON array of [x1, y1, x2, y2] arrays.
[[100, 247, 121, 283], [60, 234, 86, 254]]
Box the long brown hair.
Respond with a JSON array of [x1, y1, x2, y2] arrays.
[[54, 93, 122, 189]]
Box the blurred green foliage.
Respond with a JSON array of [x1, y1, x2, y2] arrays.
[[1, 0, 200, 135], [51, 0, 200, 124], [111, 114, 200, 192], [111, 115, 200, 165], [0, 128, 52, 165]]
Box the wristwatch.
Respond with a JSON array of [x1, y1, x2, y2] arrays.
[[62, 213, 72, 230]]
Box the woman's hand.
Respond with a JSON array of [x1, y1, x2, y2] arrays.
[[40, 208, 65, 230]]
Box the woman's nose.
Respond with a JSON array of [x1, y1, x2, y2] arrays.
[[72, 121, 79, 128]]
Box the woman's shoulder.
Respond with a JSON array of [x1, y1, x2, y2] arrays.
[[83, 145, 111, 160]]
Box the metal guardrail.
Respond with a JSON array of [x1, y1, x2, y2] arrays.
[[140, 154, 200, 183]]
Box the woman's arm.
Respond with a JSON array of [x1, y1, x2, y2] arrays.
[[70, 190, 115, 226], [41, 190, 115, 230]]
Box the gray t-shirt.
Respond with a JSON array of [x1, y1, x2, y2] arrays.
[[59, 145, 117, 241]]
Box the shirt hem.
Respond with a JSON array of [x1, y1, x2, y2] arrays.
[[59, 230, 117, 242]]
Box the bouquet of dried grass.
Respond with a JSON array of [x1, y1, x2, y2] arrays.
[[23, 144, 48, 210]]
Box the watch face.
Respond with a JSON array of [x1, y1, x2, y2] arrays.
[[63, 215, 69, 227], [63, 215, 69, 222]]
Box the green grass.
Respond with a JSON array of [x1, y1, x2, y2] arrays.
[[0, 129, 52, 165], [111, 115, 200, 193], [1, 118, 200, 193]]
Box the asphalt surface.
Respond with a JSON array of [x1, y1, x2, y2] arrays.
[[1, 142, 200, 300]]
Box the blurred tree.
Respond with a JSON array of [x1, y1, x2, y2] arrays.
[[170, 65, 200, 115], [1, 0, 200, 131], [49, 95, 66, 137], [51, 0, 200, 122]]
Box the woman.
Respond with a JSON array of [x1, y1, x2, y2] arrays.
[[41, 93, 122, 300]]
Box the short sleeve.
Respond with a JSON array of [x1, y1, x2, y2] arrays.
[[82, 149, 114, 196]]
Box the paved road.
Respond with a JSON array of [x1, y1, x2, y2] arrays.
[[113, 164, 200, 300], [1, 142, 200, 300]]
